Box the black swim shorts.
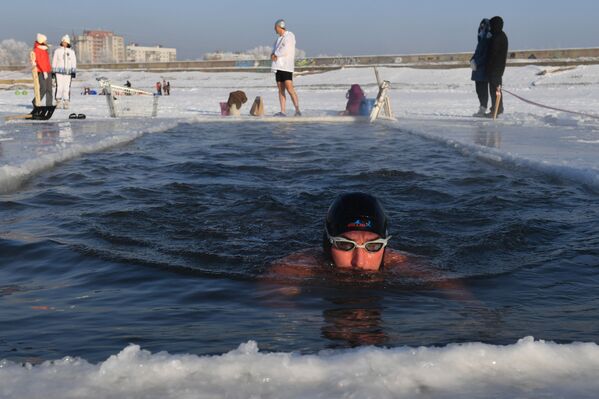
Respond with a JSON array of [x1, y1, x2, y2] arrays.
[[275, 70, 293, 82]]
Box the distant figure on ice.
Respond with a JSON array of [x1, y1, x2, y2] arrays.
[[271, 19, 301, 117], [340, 84, 366, 116], [52, 35, 77, 109], [470, 19, 491, 117], [155, 81, 162, 95], [31, 33, 53, 107], [121, 80, 131, 95], [486, 16, 509, 118], [165, 81, 171, 95]]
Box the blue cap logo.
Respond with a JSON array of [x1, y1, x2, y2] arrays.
[[347, 218, 372, 229]]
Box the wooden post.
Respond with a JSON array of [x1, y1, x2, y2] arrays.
[[375, 67, 394, 119], [374, 66, 382, 86], [30, 51, 41, 107]]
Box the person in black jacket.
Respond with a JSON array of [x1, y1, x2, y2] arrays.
[[486, 16, 508, 117], [470, 19, 492, 117]]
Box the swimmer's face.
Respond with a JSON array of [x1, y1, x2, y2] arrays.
[[330, 230, 385, 271]]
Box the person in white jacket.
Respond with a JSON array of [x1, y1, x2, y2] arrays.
[[271, 19, 301, 117], [52, 35, 77, 109]]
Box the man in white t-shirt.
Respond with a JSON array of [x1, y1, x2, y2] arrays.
[[271, 19, 301, 117]]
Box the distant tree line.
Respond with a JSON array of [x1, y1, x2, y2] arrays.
[[0, 39, 30, 66]]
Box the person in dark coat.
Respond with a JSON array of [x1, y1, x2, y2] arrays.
[[486, 16, 508, 117], [470, 19, 491, 117]]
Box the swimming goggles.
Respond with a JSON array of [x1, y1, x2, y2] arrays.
[[326, 228, 391, 253]]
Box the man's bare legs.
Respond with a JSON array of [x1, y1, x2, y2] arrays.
[[277, 80, 300, 115], [277, 81, 287, 114], [285, 80, 300, 115]]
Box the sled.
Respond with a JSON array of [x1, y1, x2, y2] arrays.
[[4, 105, 56, 121]]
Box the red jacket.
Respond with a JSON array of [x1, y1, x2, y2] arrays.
[[33, 42, 52, 73]]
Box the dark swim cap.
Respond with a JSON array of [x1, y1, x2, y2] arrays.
[[326, 192, 389, 237], [322, 193, 389, 254]]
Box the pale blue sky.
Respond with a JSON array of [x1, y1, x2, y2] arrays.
[[2, 0, 597, 59]]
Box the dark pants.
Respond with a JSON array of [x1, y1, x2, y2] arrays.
[[488, 76, 504, 115], [475, 81, 489, 109], [37, 72, 53, 106]]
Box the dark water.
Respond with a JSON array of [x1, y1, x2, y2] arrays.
[[1, 122, 598, 363]]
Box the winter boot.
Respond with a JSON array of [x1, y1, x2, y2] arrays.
[[63, 100, 70, 110], [472, 106, 486, 117], [56, 100, 64, 109]]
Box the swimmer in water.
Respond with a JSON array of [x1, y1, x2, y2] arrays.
[[269, 192, 412, 276], [263, 193, 478, 348], [266, 192, 475, 301], [263, 193, 478, 310], [323, 192, 410, 271]]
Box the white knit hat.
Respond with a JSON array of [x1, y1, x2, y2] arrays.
[[36, 33, 47, 44], [61, 35, 71, 45]]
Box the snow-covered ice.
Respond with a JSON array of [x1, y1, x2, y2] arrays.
[[1, 337, 599, 399], [1, 64, 598, 193], [1, 64, 599, 398]]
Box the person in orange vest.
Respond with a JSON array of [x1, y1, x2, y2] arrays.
[[31, 33, 53, 107]]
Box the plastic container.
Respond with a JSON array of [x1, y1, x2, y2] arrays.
[[359, 98, 376, 116], [220, 102, 230, 116]]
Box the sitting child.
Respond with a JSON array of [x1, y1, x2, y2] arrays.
[[227, 90, 247, 116], [340, 84, 365, 116]]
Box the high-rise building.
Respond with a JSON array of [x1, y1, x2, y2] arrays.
[[75, 30, 125, 64], [126, 44, 177, 63]]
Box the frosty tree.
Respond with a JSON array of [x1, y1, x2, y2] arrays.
[[0, 39, 30, 66]]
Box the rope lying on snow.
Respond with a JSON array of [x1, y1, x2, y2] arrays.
[[502, 88, 599, 121]]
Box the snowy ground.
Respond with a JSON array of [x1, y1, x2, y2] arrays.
[[1, 64, 599, 194], [1, 338, 598, 399]]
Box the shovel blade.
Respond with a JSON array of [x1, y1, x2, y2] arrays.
[[31, 106, 56, 120]]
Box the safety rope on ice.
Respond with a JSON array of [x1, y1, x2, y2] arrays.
[[503, 88, 599, 121]]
